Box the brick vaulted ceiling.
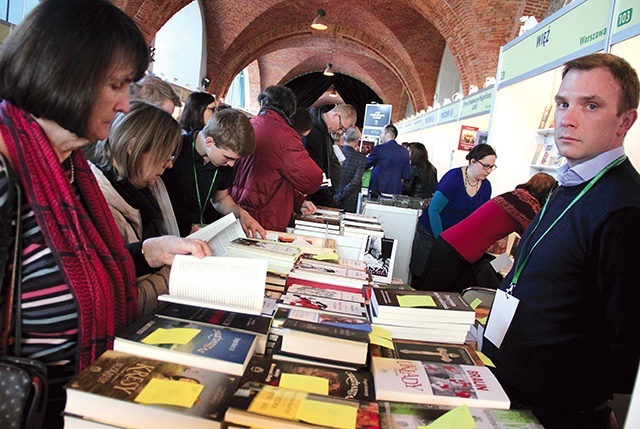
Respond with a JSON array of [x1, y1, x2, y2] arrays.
[[115, 0, 552, 121]]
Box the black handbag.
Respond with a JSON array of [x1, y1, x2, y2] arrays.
[[0, 152, 48, 429]]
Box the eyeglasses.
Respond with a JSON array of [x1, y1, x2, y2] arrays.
[[165, 154, 176, 165], [477, 160, 497, 171], [338, 114, 347, 133]]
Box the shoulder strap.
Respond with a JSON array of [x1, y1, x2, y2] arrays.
[[0, 152, 24, 356]]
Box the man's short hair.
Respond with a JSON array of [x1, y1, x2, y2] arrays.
[[343, 127, 361, 143], [257, 86, 297, 117], [384, 124, 398, 139], [202, 108, 255, 157], [130, 75, 182, 108], [329, 104, 357, 126], [563, 53, 639, 114]]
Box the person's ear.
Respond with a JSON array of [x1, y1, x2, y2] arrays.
[[204, 136, 215, 148]]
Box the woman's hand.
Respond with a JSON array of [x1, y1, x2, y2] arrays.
[[142, 236, 212, 268]]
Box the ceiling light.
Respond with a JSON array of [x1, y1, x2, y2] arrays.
[[323, 63, 334, 76], [311, 9, 328, 30], [329, 87, 338, 97]]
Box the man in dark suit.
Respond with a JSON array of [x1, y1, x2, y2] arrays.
[[366, 124, 411, 195]]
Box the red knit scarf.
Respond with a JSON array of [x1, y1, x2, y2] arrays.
[[0, 101, 137, 371], [493, 188, 541, 232]]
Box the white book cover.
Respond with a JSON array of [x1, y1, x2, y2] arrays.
[[187, 212, 246, 256], [361, 236, 397, 284], [371, 357, 510, 409]]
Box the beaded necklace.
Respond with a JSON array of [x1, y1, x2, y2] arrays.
[[463, 166, 480, 189]]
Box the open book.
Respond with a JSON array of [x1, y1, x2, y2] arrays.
[[186, 212, 246, 256], [158, 255, 267, 315]]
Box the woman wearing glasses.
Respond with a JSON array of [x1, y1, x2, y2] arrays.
[[410, 144, 497, 289]]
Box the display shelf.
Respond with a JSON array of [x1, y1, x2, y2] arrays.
[[536, 128, 554, 136]]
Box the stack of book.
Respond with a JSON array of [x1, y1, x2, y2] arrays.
[[293, 208, 342, 235], [270, 306, 371, 369], [63, 350, 241, 428], [226, 237, 302, 275], [264, 230, 337, 256], [368, 289, 475, 344], [341, 213, 385, 238], [286, 257, 370, 293]]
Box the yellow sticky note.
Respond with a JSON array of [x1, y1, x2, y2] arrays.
[[141, 327, 201, 345], [469, 298, 482, 309], [297, 399, 358, 429], [371, 324, 392, 340], [421, 405, 476, 429], [476, 351, 495, 367], [135, 378, 204, 408], [280, 373, 329, 396], [248, 385, 306, 420], [477, 316, 488, 325], [313, 252, 339, 261], [397, 295, 436, 308], [369, 333, 395, 349]]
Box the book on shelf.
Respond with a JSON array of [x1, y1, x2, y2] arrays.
[[279, 318, 370, 366], [285, 284, 366, 304], [114, 316, 257, 375], [378, 401, 544, 429], [370, 339, 484, 366], [278, 293, 368, 318], [537, 104, 552, 129], [156, 302, 272, 355], [224, 383, 380, 429], [240, 355, 375, 401], [370, 289, 475, 325], [158, 255, 267, 315], [545, 104, 557, 129], [370, 357, 510, 409], [361, 236, 397, 284], [187, 212, 246, 256], [64, 350, 241, 429]]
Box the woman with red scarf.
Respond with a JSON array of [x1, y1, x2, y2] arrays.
[[0, 1, 211, 426]]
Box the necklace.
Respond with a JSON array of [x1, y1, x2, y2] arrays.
[[68, 156, 75, 184], [464, 166, 480, 189]]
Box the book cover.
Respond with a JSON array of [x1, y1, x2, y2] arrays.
[[294, 212, 342, 227], [285, 284, 366, 304], [294, 260, 369, 281], [157, 302, 272, 336], [369, 339, 483, 366], [273, 306, 372, 333], [378, 401, 544, 429], [227, 237, 302, 260], [370, 324, 470, 344], [270, 336, 364, 372], [278, 293, 367, 318], [114, 316, 257, 376], [299, 254, 367, 272], [280, 320, 370, 366], [370, 357, 510, 409], [370, 289, 475, 324], [159, 255, 267, 315], [361, 236, 397, 284], [64, 350, 241, 429], [224, 384, 379, 429], [240, 355, 375, 401]]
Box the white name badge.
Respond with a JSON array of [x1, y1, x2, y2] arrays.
[[484, 289, 519, 349]]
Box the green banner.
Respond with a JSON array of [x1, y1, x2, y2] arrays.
[[612, 0, 638, 34], [459, 88, 494, 119], [500, 0, 611, 83], [437, 101, 460, 124]]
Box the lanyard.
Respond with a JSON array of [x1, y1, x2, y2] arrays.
[[507, 155, 627, 295], [192, 138, 219, 225]]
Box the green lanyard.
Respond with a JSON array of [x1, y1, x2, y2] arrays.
[[192, 138, 218, 225], [507, 155, 627, 295]]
